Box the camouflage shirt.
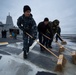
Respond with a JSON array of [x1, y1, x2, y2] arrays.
[[17, 14, 37, 38]]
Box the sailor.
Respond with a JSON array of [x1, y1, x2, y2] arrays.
[[17, 5, 37, 59]]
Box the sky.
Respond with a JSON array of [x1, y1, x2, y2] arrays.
[[0, 0, 76, 34]]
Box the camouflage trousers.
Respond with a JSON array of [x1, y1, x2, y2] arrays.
[[23, 33, 34, 52]]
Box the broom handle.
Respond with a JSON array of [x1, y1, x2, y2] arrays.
[[56, 33, 63, 41], [42, 33, 63, 47], [64, 47, 72, 52], [56, 42, 62, 47], [42, 33, 51, 40], [26, 32, 59, 59], [42, 32, 63, 41], [56, 33, 71, 53], [40, 33, 71, 53], [42, 33, 63, 42], [42, 33, 62, 46], [55, 37, 72, 53]]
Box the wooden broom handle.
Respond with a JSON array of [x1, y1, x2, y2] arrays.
[[42, 33, 51, 40], [26, 32, 59, 59], [56, 42, 62, 47], [41, 33, 63, 47], [56, 33, 63, 41], [41, 33, 69, 53]]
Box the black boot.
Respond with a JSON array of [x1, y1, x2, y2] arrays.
[[23, 51, 27, 59]]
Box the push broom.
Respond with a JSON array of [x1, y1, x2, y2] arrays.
[[42, 33, 65, 53], [26, 32, 66, 72], [59, 45, 76, 64], [55, 42, 65, 53], [54, 37, 76, 65], [60, 46, 76, 65], [56, 33, 67, 45], [42, 33, 76, 64]]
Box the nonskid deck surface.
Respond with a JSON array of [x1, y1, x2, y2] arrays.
[[0, 35, 76, 75]]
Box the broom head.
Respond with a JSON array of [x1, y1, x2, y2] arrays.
[[59, 46, 65, 53], [61, 41, 67, 45], [71, 51, 76, 64], [55, 54, 66, 72]]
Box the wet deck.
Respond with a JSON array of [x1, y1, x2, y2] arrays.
[[0, 35, 76, 75]]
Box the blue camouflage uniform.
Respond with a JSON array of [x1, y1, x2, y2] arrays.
[[17, 14, 37, 53]]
